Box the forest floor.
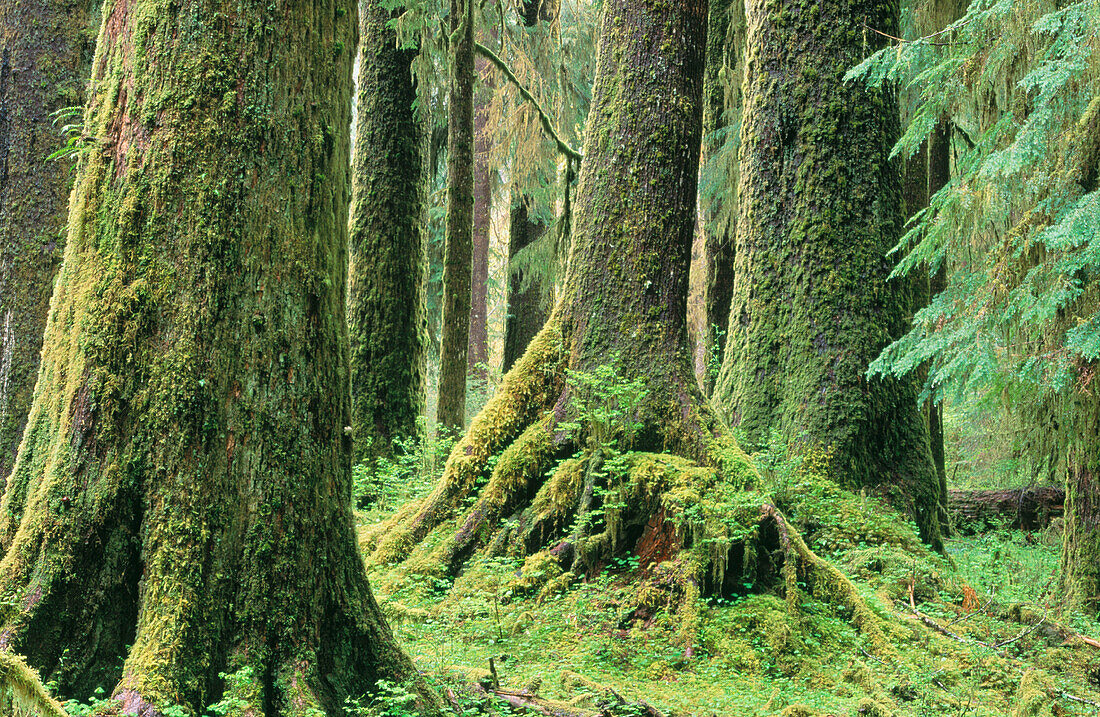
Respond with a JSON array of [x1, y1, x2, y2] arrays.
[[358, 473, 1100, 716]]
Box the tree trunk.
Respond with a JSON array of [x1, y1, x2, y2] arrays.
[[502, 193, 549, 373], [468, 46, 492, 385], [0, 3, 437, 713], [501, 0, 555, 374], [438, 0, 476, 432], [1061, 397, 1100, 615], [348, 0, 427, 464], [0, 0, 97, 488], [700, 0, 743, 395], [367, 0, 746, 577], [712, 0, 944, 549], [926, 121, 951, 512]]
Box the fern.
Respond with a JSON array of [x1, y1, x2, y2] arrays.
[[853, 0, 1099, 459]]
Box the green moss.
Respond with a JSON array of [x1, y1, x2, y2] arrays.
[[712, 0, 944, 551], [347, 2, 428, 465]]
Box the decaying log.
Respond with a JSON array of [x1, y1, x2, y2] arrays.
[[948, 487, 1063, 534]]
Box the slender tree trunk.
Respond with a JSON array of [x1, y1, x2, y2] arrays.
[[501, 0, 555, 373], [927, 121, 951, 512], [468, 47, 492, 384], [438, 0, 476, 432], [0, 2, 437, 713], [0, 0, 97, 487], [348, 0, 427, 464], [713, 0, 944, 548], [700, 0, 743, 394], [1061, 397, 1100, 615], [502, 193, 549, 372]]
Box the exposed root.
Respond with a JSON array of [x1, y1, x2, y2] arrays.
[[758, 504, 892, 653], [367, 323, 567, 565], [0, 652, 67, 717]]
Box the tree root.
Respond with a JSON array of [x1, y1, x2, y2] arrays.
[[0, 652, 67, 717]]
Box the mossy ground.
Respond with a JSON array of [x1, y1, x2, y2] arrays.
[[357, 467, 1100, 716]]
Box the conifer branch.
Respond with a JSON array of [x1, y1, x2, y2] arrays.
[[474, 41, 583, 162]]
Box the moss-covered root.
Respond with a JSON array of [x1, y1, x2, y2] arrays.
[[760, 504, 891, 654], [367, 321, 568, 564], [0, 652, 67, 717]]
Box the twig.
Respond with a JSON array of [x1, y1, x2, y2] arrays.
[[861, 18, 974, 47], [859, 646, 887, 666], [474, 41, 583, 161], [993, 616, 1046, 648], [1060, 691, 1100, 708]]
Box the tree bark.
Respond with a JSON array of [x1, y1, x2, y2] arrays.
[[0, 2, 437, 713], [438, 0, 476, 432], [700, 0, 743, 394], [367, 0, 750, 576], [0, 0, 97, 488], [468, 44, 492, 384], [502, 193, 549, 373], [713, 0, 944, 549], [348, 0, 428, 464], [948, 487, 1064, 534], [501, 0, 555, 374], [1061, 396, 1100, 615], [926, 121, 951, 510]]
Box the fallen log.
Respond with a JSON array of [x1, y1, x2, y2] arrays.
[[948, 487, 1064, 534]]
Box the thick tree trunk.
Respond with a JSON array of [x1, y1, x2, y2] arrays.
[[927, 121, 951, 508], [368, 0, 752, 576], [347, 0, 428, 464], [438, 0, 476, 432], [468, 48, 492, 384], [502, 193, 549, 373], [0, 2, 436, 714], [700, 0, 742, 394], [0, 0, 97, 487], [713, 0, 944, 549]]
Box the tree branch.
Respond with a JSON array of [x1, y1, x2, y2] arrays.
[[474, 41, 583, 162]]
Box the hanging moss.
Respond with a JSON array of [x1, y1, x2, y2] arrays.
[[0, 1, 439, 714]]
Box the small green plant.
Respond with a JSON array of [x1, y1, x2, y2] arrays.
[[47, 106, 92, 164], [353, 417, 459, 510], [344, 680, 418, 717], [62, 687, 115, 717], [204, 666, 256, 716]]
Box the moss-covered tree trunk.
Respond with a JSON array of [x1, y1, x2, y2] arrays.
[[0, 2, 436, 714], [713, 0, 943, 548], [348, 0, 427, 464], [1061, 396, 1100, 614], [367, 0, 765, 580], [438, 0, 476, 432], [501, 0, 555, 374], [0, 0, 97, 487], [502, 192, 549, 372], [700, 0, 743, 394]]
